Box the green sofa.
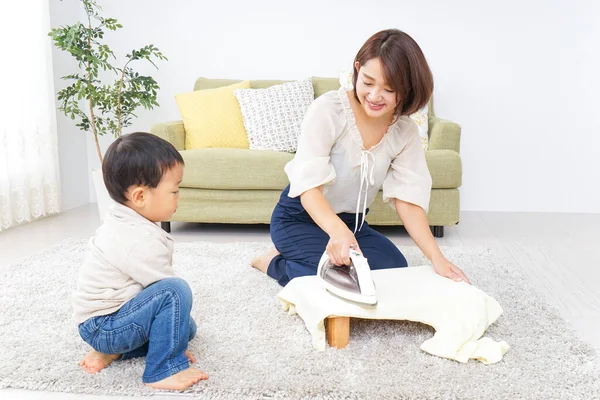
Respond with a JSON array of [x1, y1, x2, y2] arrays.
[[151, 77, 462, 237]]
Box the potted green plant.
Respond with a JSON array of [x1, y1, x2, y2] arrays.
[[49, 0, 166, 219]]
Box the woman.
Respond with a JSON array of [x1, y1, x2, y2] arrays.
[[252, 29, 470, 287]]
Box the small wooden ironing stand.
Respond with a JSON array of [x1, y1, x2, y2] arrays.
[[326, 316, 350, 348]]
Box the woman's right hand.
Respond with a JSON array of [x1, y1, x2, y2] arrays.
[[326, 227, 361, 266]]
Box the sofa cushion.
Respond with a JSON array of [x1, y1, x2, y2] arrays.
[[311, 77, 340, 97], [175, 80, 251, 150], [180, 148, 294, 190], [180, 148, 461, 190]]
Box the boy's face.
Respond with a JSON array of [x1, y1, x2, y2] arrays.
[[128, 163, 184, 223]]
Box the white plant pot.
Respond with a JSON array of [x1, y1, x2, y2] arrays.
[[91, 169, 114, 221]]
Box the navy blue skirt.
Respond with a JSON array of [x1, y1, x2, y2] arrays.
[[267, 185, 408, 286]]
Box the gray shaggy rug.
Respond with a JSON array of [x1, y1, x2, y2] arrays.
[[0, 239, 598, 399]]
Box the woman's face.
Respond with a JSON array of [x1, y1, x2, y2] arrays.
[[354, 57, 398, 119]]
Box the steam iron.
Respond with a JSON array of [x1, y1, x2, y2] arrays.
[[316, 248, 377, 305]]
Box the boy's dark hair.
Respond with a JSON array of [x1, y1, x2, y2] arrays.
[[353, 29, 434, 116], [102, 132, 184, 204]]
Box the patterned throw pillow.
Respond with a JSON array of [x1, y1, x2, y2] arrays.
[[338, 70, 429, 150], [234, 79, 315, 153]]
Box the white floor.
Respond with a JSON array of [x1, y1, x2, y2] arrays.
[[1, 204, 599, 399]]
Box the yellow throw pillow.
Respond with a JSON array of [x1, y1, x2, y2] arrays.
[[175, 80, 251, 149]]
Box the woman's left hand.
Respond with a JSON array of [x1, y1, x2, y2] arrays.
[[433, 257, 471, 284]]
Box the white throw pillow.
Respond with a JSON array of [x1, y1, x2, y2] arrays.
[[234, 79, 314, 153], [339, 70, 429, 150], [409, 105, 429, 150]]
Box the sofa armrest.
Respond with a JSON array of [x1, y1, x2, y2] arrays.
[[428, 117, 461, 153], [150, 121, 186, 151]]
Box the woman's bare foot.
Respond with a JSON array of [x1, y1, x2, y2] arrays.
[[79, 350, 121, 374], [185, 350, 196, 363], [251, 247, 280, 274], [146, 367, 208, 390]]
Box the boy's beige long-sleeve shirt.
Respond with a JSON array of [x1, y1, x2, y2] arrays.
[[72, 202, 176, 324]]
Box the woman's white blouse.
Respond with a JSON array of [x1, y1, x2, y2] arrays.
[[284, 87, 432, 232]]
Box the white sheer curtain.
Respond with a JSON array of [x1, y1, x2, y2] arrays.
[[0, 0, 61, 231]]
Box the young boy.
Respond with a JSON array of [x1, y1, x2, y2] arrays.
[[72, 132, 208, 390]]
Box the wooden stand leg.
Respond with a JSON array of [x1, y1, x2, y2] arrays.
[[327, 316, 350, 349]]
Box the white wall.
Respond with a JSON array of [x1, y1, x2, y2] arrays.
[[52, 0, 600, 213], [49, 0, 90, 211]]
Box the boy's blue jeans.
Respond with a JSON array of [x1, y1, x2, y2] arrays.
[[78, 277, 197, 383]]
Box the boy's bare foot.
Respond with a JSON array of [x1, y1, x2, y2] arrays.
[[185, 350, 196, 363], [250, 247, 280, 274], [146, 367, 208, 390], [79, 350, 121, 374]]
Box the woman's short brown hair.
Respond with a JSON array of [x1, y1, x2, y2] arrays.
[[353, 29, 433, 116]]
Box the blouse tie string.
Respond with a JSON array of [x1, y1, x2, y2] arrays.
[[354, 149, 376, 234]]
